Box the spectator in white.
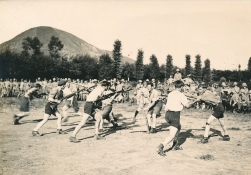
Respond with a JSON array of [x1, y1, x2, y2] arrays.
[[167, 75, 174, 85], [174, 69, 182, 82]]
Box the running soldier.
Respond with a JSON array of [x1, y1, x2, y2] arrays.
[[156, 80, 196, 156], [13, 83, 43, 125], [69, 81, 109, 143], [32, 80, 68, 136], [144, 82, 163, 133], [198, 87, 230, 144]]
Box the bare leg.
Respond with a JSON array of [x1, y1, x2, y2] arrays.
[[33, 114, 50, 131], [162, 126, 178, 146], [204, 115, 216, 137], [152, 113, 157, 128], [55, 112, 63, 130], [71, 113, 89, 137], [218, 118, 228, 136]]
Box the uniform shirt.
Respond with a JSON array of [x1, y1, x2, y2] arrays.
[[230, 93, 239, 104], [165, 90, 189, 111], [137, 87, 149, 104], [167, 78, 174, 85], [63, 87, 74, 102], [231, 86, 240, 94], [86, 86, 105, 102], [48, 87, 63, 103], [70, 83, 78, 92], [24, 87, 40, 100], [102, 90, 116, 105], [200, 90, 221, 105], [174, 73, 182, 81], [149, 89, 160, 103]]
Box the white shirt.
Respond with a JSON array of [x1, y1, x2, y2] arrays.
[[86, 86, 105, 102], [165, 90, 189, 111], [63, 87, 74, 101]]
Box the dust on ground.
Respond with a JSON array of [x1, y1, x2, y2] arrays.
[[0, 98, 251, 175]]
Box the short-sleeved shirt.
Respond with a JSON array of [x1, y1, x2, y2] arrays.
[[137, 87, 149, 104], [86, 86, 104, 102], [165, 90, 189, 111], [63, 87, 74, 101]]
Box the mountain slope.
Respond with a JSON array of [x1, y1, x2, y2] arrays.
[[0, 26, 135, 63]]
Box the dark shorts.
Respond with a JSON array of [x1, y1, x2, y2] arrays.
[[84, 101, 95, 115], [20, 97, 29, 112], [165, 111, 181, 130], [212, 103, 224, 119], [148, 100, 163, 115], [45, 102, 58, 116], [102, 104, 112, 119]]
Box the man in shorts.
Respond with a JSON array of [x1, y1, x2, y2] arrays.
[[69, 81, 109, 143], [132, 82, 149, 123], [32, 80, 68, 136], [156, 80, 196, 156], [13, 83, 43, 125], [144, 82, 162, 133], [197, 87, 230, 144]]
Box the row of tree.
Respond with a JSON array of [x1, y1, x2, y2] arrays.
[[0, 36, 251, 84]]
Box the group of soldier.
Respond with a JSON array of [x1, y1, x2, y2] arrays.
[[134, 69, 251, 114], [4, 70, 246, 156]]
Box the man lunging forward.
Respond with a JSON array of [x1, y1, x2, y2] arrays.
[[69, 81, 109, 143], [197, 86, 230, 144], [32, 80, 67, 136], [156, 80, 196, 156]]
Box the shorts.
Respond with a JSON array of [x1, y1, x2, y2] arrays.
[[148, 100, 163, 115], [45, 102, 58, 116], [84, 101, 95, 115], [165, 111, 181, 130], [20, 97, 29, 112], [212, 103, 224, 119], [102, 104, 112, 119]]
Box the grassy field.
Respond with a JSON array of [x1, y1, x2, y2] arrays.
[[0, 98, 251, 175]]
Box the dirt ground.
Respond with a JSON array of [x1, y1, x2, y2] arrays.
[[0, 98, 251, 175]]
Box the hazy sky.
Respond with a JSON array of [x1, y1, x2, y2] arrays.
[[1, 0, 251, 70]]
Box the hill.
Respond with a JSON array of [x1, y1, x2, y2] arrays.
[[0, 26, 135, 64]]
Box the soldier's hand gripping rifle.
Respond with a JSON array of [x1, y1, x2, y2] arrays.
[[49, 85, 96, 107]]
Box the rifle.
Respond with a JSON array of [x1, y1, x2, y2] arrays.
[[49, 85, 96, 107], [95, 88, 134, 104]]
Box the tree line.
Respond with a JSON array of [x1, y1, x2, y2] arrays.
[[0, 36, 251, 84]]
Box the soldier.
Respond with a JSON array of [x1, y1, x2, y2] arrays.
[[132, 81, 150, 123], [174, 69, 182, 82], [167, 75, 174, 85], [12, 78, 19, 97], [144, 82, 163, 133], [52, 78, 58, 88], [183, 74, 193, 85], [13, 83, 43, 125], [32, 80, 68, 136], [237, 89, 249, 112], [0, 78, 3, 97], [69, 81, 109, 143], [231, 82, 240, 94]]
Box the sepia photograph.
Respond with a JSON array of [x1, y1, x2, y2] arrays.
[[0, 0, 251, 174]]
